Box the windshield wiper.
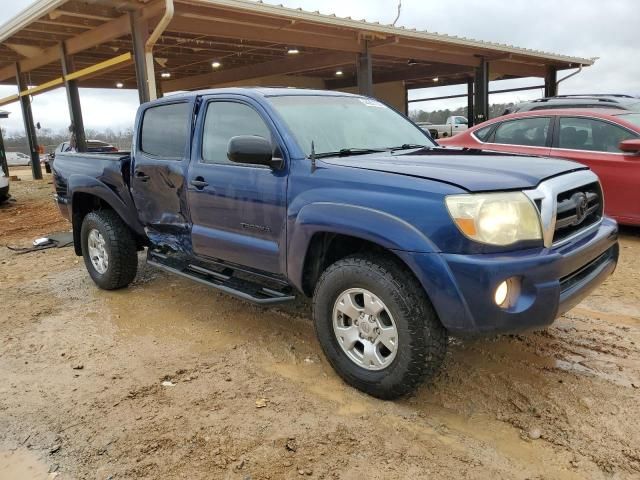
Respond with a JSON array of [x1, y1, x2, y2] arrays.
[[311, 148, 387, 159], [386, 143, 431, 152]]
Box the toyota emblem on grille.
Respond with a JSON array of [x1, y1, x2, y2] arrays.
[[572, 192, 589, 225]]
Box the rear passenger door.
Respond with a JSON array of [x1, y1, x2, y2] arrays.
[[186, 96, 288, 275], [483, 116, 553, 157], [550, 116, 640, 220], [131, 99, 194, 247]]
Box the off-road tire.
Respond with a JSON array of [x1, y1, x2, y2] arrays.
[[81, 210, 137, 290], [312, 254, 447, 399]]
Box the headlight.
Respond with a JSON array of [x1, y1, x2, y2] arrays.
[[445, 192, 542, 246]]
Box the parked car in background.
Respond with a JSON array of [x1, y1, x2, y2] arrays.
[[415, 122, 435, 140], [46, 140, 118, 172], [6, 151, 32, 166], [439, 109, 640, 225], [427, 115, 468, 139], [0, 168, 9, 203], [503, 94, 640, 115]]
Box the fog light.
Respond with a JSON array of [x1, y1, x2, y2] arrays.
[[494, 281, 509, 306]]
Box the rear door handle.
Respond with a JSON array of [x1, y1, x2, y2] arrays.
[[190, 177, 209, 190], [135, 171, 150, 182]]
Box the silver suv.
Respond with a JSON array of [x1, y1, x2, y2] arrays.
[[504, 94, 640, 115]]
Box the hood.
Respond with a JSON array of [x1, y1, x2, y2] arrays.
[[322, 148, 587, 192]]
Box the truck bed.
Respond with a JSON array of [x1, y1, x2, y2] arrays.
[[52, 151, 138, 230]]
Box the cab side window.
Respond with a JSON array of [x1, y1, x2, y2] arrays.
[[202, 102, 272, 165], [492, 117, 550, 147], [140, 102, 191, 159], [558, 117, 637, 153]]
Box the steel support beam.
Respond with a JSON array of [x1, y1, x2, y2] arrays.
[[15, 63, 42, 180], [357, 42, 373, 97], [60, 42, 87, 152], [545, 67, 558, 97], [130, 10, 150, 104], [474, 58, 489, 124], [467, 79, 475, 127]]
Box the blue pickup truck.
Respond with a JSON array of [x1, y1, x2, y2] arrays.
[[52, 88, 619, 399]]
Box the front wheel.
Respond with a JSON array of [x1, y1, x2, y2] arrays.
[[81, 210, 138, 290], [312, 254, 447, 399]]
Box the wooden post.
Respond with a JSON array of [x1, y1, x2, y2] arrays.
[[60, 42, 87, 152], [474, 58, 489, 124], [357, 41, 373, 97], [544, 67, 558, 97], [15, 63, 43, 180], [467, 79, 475, 127]]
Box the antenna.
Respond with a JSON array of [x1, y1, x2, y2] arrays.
[[310, 141, 317, 173]]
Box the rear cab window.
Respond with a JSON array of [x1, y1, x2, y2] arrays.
[[140, 102, 191, 159]]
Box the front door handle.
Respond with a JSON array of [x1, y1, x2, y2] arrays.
[[190, 177, 209, 190], [135, 171, 150, 182]]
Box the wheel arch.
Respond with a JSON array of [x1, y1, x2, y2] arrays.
[[68, 176, 145, 256], [288, 203, 438, 297]]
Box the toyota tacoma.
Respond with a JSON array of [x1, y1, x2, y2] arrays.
[[52, 88, 619, 399]]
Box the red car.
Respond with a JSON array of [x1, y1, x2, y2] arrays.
[[439, 109, 640, 225]]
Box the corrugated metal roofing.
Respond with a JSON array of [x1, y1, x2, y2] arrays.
[[220, 0, 594, 66]]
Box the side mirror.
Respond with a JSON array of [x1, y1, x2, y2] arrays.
[[619, 139, 640, 155], [227, 135, 278, 168]]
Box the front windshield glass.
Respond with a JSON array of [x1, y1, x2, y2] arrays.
[[616, 113, 640, 128], [267, 95, 435, 157]]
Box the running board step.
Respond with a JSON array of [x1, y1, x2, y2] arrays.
[[146, 251, 295, 305]]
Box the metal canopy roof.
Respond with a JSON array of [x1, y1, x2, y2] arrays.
[[0, 0, 594, 99]]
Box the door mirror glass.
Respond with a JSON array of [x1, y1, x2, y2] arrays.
[[228, 135, 273, 166], [619, 138, 640, 155]]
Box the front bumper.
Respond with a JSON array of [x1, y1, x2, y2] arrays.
[[398, 217, 619, 336]]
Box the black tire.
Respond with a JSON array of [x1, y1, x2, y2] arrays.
[[80, 210, 138, 290], [312, 254, 447, 399]]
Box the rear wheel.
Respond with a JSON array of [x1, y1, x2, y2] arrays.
[[81, 210, 138, 290], [312, 254, 447, 399]]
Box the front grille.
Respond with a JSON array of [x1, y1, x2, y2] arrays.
[[553, 182, 603, 244]]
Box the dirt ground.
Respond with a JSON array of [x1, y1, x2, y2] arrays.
[[1, 171, 639, 480]]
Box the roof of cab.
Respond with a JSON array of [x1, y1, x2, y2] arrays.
[[161, 87, 361, 103]]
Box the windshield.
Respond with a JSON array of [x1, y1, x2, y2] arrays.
[[616, 112, 640, 128], [267, 95, 435, 157]]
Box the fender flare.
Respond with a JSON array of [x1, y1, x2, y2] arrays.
[[68, 175, 145, 254], [287, 202, 438, 291]]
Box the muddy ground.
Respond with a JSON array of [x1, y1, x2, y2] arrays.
[[1, 171, 639, 480]]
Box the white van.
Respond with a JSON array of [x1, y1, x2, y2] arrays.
[[6, 152, 31, 166]]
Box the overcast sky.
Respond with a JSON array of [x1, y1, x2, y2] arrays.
[[1, 0, 639, 135]]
